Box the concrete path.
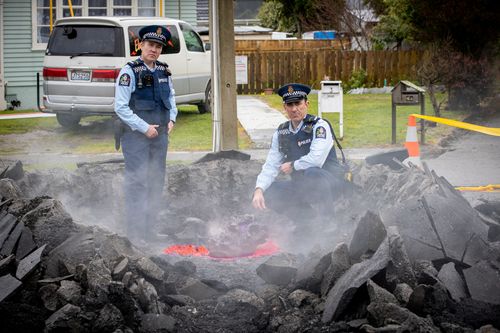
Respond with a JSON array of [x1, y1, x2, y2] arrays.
[[236, 95, 287, 148], [424, 113, 500, 205]]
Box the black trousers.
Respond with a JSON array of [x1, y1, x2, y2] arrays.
[[264, 167, 344, 222]]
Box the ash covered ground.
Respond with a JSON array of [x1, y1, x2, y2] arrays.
[[0, 156, 499, 333]]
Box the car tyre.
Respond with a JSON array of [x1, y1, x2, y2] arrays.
[[197, 81, 212, 114], [56, 113, 81, 128]]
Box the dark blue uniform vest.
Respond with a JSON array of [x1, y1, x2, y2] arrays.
[[128, 59, 172, 126], [278, 114, 339, 173]]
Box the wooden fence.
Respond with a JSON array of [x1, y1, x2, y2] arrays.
[[235, 39, 347, 52], [236, 49, 424, 94]]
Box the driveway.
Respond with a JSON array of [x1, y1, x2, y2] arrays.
[[424, 112, 500, 206]]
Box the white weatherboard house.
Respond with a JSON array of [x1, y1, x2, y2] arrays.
[[0, 0, 199, 110]]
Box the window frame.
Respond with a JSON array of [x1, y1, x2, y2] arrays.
[[32, 0, 159, 50]]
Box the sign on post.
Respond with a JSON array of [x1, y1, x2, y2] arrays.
[[318, 80, 344, 138], [235, 55, 248, 85]]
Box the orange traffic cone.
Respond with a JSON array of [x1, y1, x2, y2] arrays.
[[403, 115, 422, 168]]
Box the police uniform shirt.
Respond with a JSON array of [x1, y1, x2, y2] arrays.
[[255, 117, 334, 191], [115, 61, 178, 133]]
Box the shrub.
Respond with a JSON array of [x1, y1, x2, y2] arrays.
[[344, 69, 368, 92]]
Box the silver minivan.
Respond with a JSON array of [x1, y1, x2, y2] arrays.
[[41, 16, 211, 128]]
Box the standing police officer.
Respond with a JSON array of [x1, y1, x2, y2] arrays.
[[115, 25, 178, 243], [252, 83, 346, 222]]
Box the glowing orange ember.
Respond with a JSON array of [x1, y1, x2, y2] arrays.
[[162, 240, 280, 259], [249, 240, 279, 257], [162, 244, 209, 256]]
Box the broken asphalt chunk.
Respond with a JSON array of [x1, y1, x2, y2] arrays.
[[322, 237, 390, 323], [0, 220, 23, 256], [16, 244, 46, 280], [349, 211, 387, 261], [464, 260, 500, 305], [437, 262, 467, 302], [320, 242, 352, 297], [256, 253, 298, 286], [15, 226, 37, 260], [0, 273, 22, 302], [0, 213, 17, 249]]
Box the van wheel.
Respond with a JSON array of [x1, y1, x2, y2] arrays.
[[56, 113, 81, 128], [197, 81, 212, 114]]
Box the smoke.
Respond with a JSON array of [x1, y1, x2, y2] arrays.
[[15, 158, 374, 259]]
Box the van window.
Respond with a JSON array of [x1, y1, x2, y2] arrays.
[[179, 23, 205, 52], [128, 25, 180, 56], [46, 25, 125, 57]]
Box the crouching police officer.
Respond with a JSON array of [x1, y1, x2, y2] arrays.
[[114, 25, 178, 244], [252, 83, 348, 223]]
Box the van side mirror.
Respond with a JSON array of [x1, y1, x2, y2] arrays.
[[204, 43, 211, 51]]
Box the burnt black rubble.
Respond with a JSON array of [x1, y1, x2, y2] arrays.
[[0, 158, 499, 332]]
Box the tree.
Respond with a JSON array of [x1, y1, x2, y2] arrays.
[[404, 0, 500, 58], [366, 0, 500, 57], [368, 0, 415, 50], [257, 0, 315, 36], [257, 1, 295, 32], [369, 0, 499, 110], [258, 0, 374, 50]]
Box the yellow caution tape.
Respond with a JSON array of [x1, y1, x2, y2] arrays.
[[455, 184, 500, 192], [410, 114, 500, 136]]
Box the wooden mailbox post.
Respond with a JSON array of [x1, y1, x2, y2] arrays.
[[391, 81, 426, 144]]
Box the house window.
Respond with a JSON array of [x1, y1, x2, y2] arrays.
[[33, 0, 158, 49], [113, 0, 132, 16], [138, 0, 155, 16], [36, 0, 57, 44], [62, 0, 83, 17], [88, 0, 107, 16]]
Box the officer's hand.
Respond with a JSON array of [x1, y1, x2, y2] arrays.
[[145, 124, 159, 139], [168, 121, 174, 134], [252, 188, 267, 210], [280, 162, 293, 175]]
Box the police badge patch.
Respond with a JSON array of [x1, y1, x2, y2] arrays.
[[315, 126, 327, 139], [119, 73, 130, 86]]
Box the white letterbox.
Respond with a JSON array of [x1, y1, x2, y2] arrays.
[[318, 80, 343, 138]]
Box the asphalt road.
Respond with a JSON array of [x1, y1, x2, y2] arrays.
[[424, 112, 500, 206]]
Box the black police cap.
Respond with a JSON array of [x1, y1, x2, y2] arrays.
[[139, 25, 171, 46], [277, 83, 311, 103]]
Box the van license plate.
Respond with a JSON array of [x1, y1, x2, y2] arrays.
[[71, 71, 91, 81]]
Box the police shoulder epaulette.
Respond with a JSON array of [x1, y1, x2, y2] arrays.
[[304, 114, 319, 124], [127, 60, 143, 68], [155, 60, 169, 67], [278, 121, 290, 130], [127, 61, 147, 73], [156, 61, 171, 75]]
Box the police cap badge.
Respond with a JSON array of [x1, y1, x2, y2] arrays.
[[277, 83, 311, 104]]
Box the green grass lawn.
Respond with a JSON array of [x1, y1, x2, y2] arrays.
[[169, 105, 252, 151], [0, 105, 251, 154], [0, 109, 39, 115], [260, 93, 469, 147], [0, 94, 469, 156]]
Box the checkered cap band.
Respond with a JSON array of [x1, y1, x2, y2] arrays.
[[143, 32, 166, 42], [282, 91, 308, 99]]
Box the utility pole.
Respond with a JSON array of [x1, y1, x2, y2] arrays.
[[0, 0, 6, 110], [209, 0, 238, 151]]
